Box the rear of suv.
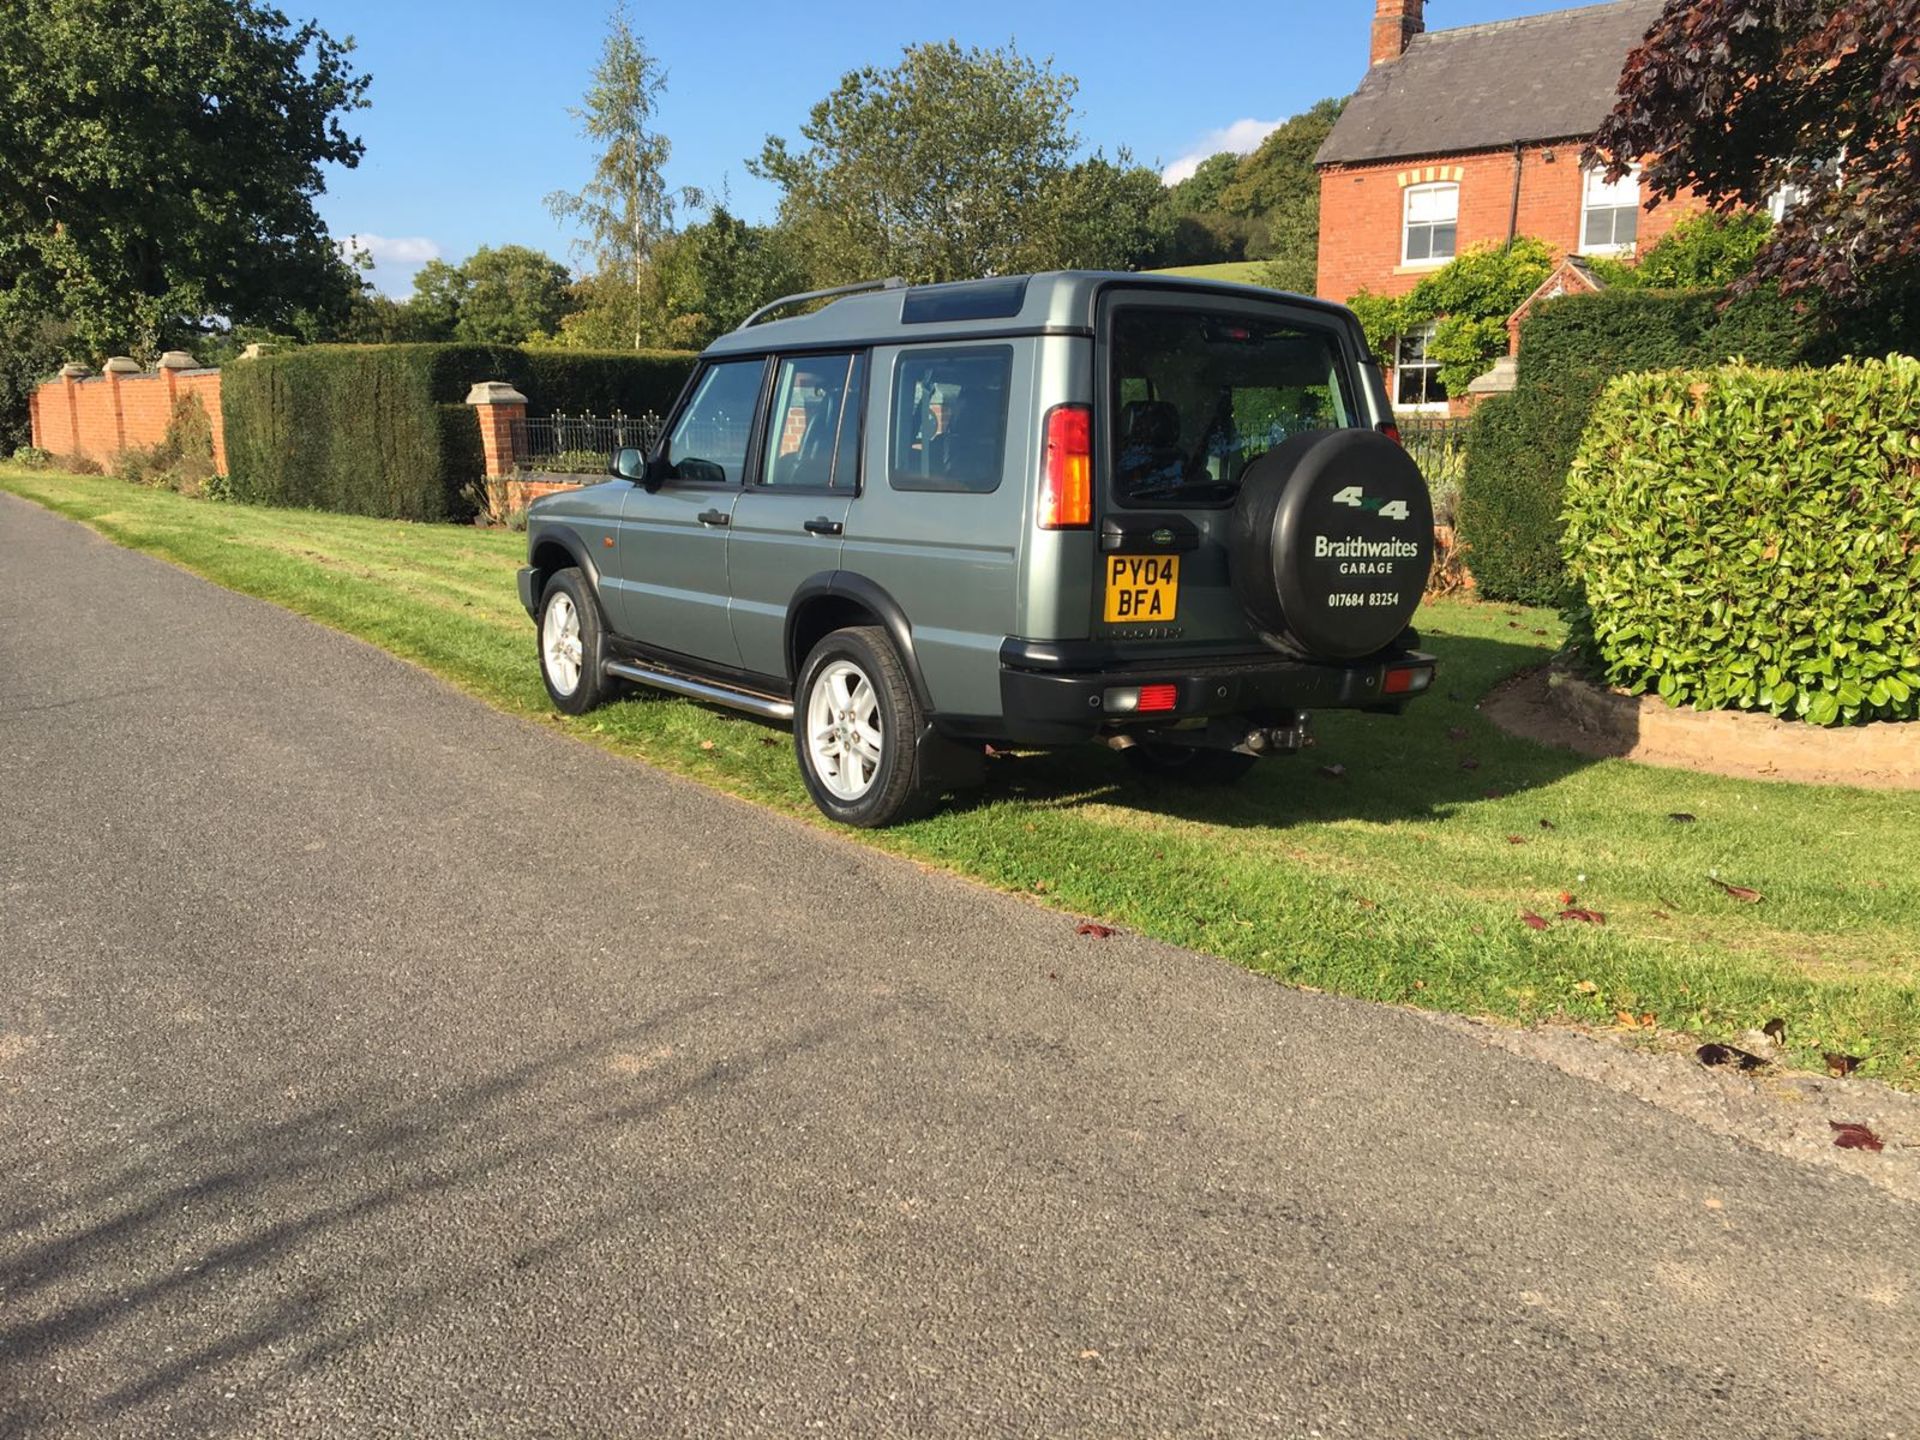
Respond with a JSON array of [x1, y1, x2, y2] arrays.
[[519, 272, 1436, 827]]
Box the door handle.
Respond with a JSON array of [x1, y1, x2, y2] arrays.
[[697, 509, 731, 528], [802, 517, 843, 536]]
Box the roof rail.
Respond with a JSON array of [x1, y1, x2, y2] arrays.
[[738, 277, 907, 330]]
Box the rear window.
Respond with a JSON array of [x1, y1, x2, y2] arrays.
[[1108, 309, 1358, 508]]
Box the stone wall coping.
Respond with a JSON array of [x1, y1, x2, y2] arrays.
[[466, 381, 529, 407], [101, 356, 143, 375], [156, 350, 199, 370]]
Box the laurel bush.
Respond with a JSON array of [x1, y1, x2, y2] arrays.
[[1563, 357, 1920, 725]]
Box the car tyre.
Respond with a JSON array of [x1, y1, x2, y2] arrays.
[[538, 568, 614, 715], [1122, 743, 1259, 785], [795, 626, 934, 828]]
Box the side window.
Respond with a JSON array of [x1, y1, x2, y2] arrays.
[[663, 359, 764, 484], [889, 346, 1013, 494], [759, 352, 865, 490]]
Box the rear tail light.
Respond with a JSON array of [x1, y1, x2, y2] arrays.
[[1103, 683, 1178, 714], [1384, 663, 1433, 696], [1136, 683, 1178, 713], [1038, 403, 1092, 529], [1377, 420, 1403, 446]]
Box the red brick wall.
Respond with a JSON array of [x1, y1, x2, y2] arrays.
[[1315, 142, 1709, 302], [30, 366, 227, 473]]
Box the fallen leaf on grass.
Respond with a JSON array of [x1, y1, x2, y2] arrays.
[[1521, 910, 1550, 931], [1446, 726, 1470, 743], [1707, 877, 1763, 903], [1356, 897, 1378, 910], [1505, 835, 1527, 845], [759, 735, 781, 747], [1830, 1121, 1884, 1153], [697, 739, 716, 751], [1668, 812, 1697, 824], [1572, 979, 1599, 994], [1825, 1052, 1864, 1078], [1459, 757, 1481, 771], [1762, 1018, 1786, 1045], [1538, 819, 1557, 831], [1650, 910, 1673, 921], [1697, 1043, 1767, 1071], [1558, 891, 1576, 906], [1557, 908, 1606, 925], [1318, 763, 1347, 780], [1075, 923, 1115, 939]]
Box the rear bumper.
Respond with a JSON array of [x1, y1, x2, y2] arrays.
[[992, 639, 1436, 745]]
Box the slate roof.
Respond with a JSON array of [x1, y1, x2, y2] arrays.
[[1315, 0, 1665, 167]]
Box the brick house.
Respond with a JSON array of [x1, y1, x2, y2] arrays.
[[1314, 0, 1705, 410]]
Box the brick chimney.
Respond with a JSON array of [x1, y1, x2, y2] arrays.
[[1371, 0, 1425, 65]]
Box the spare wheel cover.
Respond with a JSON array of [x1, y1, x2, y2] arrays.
[[1228, 427, 1434, 660]]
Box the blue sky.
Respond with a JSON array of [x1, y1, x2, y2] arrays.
[[315, 0, 1578, 294]]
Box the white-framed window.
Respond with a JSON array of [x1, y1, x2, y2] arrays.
[[1394, 323, 1449, 410], [1580, 164, 1640, 254], [1769, 181, 1811, 221], [1402, 183, 1458, 266]]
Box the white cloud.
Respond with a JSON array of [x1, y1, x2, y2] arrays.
[[1160, 118, 1286, 186], [338, 233, 443, 295]]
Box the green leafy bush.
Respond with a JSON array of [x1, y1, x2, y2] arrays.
[[1458, 286, 1815, 604], [11, 444, 52, 469], [222, 343, 694, 520], [1564, 358, 1920, 725], [1348, 239, 1554, 395]]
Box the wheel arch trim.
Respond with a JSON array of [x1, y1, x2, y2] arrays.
[[784, 571, 935, 713]]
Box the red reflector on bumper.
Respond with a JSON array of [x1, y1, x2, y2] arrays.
[[1383, 666, 1431, 695], [1137, 683, 1178, 713]]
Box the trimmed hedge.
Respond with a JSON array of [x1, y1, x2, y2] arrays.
[[1458, 287, 1817, 605], [1564, 358, 1920, 726], [222, 343, 695, 521]]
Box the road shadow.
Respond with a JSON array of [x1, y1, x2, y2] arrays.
[[0, 979, 866, 1437]]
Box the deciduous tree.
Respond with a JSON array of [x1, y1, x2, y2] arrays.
[[0, 0, 369, 357], [402, 246, 574, 344], [545, 3, 698, 349], [751, 41, 1083, 285], [1591, 0, 1920, 311]]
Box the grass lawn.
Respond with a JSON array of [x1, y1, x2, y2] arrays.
[[1145, 262, 1274, 286], [6, 464, 1918, 1086]]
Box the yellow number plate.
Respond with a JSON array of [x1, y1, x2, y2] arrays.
[[1103, 554, 1180, 624]]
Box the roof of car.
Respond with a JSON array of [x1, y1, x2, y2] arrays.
[[700, 271, 1353, 356]]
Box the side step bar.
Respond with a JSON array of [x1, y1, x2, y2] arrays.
[[603, 659, 794, 722]]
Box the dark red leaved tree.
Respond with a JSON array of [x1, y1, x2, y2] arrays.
[[1590, 0, 1920, 311]]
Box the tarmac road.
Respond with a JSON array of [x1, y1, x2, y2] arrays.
[[1, 490, 1915, 1438]]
